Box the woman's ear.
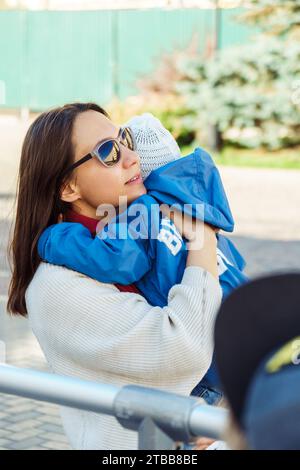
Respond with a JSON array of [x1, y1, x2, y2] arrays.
[[60, 180, 81, 203]]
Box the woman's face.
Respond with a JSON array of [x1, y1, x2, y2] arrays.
[[70, 110, 146, 216]]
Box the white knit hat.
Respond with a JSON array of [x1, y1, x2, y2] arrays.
[[124, 113, 181, 181]]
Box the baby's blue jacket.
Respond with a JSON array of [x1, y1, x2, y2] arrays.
[[38, 147, 248, 307], [38, 147, 248, 394]]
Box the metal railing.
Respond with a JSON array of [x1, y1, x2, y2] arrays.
[[0, 364, 228, 450]]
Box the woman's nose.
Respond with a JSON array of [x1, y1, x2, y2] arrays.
[[122, 146, 140, 169]]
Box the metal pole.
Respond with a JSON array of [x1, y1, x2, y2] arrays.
[[0, 365, 227, 447], [114, 384, 228, 449], [189, 401, 227, 437], [213, 0, 223, 150], [215, 0, 222, 51], [0, 365, 119, 415], [138, 417, 177, 450]]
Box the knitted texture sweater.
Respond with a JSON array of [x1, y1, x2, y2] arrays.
[[25, 263, 222, 450]]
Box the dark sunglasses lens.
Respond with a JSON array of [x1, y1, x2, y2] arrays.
[[97, 140, 120, 166], [121, 127, 135, 150]]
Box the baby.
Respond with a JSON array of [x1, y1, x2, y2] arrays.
[[38, 113, 248, 403]]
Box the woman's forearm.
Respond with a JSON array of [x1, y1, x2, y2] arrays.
[[159, 205, 219, 280], [186, 224, 219, 280]]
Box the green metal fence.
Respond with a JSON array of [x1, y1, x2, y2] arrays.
[[0, 8, 254, 111]]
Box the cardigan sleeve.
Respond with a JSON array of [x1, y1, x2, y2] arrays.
[[38, 222, 151, 285], [27, 263, 222, 386]]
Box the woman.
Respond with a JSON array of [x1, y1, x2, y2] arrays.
[[7, 102, 222, 450]]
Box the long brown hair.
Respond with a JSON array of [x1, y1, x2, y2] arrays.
[[7, 102, 108, 316]]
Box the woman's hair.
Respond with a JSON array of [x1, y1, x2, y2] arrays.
[[7, 102, 109, 316]]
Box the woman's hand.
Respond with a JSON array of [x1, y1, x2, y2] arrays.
[[160, 205, 219, 279], [192, 437, 216, 450], [160, 204, 218, 241], [160, 204, 204, 241]]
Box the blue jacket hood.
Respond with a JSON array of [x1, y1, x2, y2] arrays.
[[144, 147, 234, 232]]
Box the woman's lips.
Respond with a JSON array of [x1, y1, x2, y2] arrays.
[[125, 174, 143, 185]]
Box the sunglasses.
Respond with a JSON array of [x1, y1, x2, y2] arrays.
[[61, 126, 136, 179]]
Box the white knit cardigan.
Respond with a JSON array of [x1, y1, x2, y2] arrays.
[[26, 262, 222, 450]]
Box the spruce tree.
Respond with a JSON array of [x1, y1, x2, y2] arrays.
[[240, 0, 300, 39]]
